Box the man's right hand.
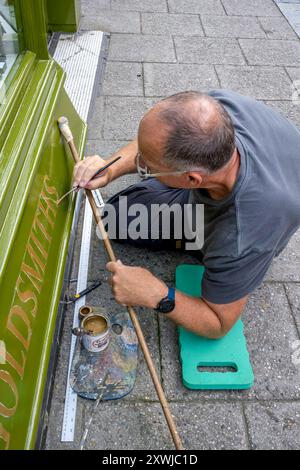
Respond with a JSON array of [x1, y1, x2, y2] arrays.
[[73, 155, 112, 190]]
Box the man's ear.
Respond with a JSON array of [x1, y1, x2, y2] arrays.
[[187, 172, 203, 188]]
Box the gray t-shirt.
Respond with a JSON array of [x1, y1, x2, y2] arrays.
[[190, 89, 300, 304]]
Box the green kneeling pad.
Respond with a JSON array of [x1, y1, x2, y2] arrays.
[[176, 265, 254, 390]]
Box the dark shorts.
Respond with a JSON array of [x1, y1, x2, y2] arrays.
[[104, 178, 196, 252]]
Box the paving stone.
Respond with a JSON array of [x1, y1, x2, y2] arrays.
[[141, 12, 203, 36], [239, 39, 300, 66], [108, 33, 176, 62], [87, 95, 105, 140], [144, 63, 219, 97], [77, 400, 248, 450], [85, 139, 132, 158], [264, 100, 300, 128], [242, 283, 300, 400], [286, 66, 300, 82], [160, 283, 300, 401], [284, 283, 300, 335], [81, 402, 174, 450], [174, 37, 246, 65], [168, 0, 225, 15], [102, 62, 144, 96], [277, 2, 300, 37], [222, 0, 281, 17], [245, 401, 300, 450], [216, 65, 292, 100], [258, 15, 298, 39], [80, 10, 141, 33], [264, 228, 300, 281], [81, 0, 111, 11], [102, 96, 156, 140], [172, 402, 248, 450], [111, 0, 168, 13], [201, 15, 266, 38]]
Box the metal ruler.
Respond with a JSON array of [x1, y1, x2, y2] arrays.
[[61, 191, 104, 442], [61, 199, 92, 441]]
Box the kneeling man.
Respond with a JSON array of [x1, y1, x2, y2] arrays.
[[73, 90, 300, 339]]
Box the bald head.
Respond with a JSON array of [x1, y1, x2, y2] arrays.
[[138, 91, 235, 174]]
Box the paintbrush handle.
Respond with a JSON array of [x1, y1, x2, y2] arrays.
[[91, 156, 122, 180]]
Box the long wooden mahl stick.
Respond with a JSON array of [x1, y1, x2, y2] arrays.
[[58, 117, 184, 451]]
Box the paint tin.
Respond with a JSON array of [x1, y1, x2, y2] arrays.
[[79, 305, 93, 321], [81, 313, 110, 352]]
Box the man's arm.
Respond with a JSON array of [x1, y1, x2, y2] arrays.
[[167, 291, 248, 339], [73, 139, 138, 189], [103, 139, 139, 179], [106, 261, 248, 339]]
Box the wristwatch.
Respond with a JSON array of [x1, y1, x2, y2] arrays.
[[155, 287, 176, 314]]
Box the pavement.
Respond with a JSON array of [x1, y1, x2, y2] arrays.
[[45, 0, 300, 450], [276, 1, 300, 36]]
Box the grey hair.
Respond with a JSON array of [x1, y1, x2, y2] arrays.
[[158, 91, 236, 174]]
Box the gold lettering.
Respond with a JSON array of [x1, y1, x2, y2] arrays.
[[27, 241, 46, 277], [32, 214, 52, 243], [16, 276, 38, 318], [0, 175, 60, 443], [7, 305, 32, 351], [0, 341, 5, 365], [38, 194, 56, 229], [0, 370, 18, 418], [30, 231, 48, 262], [44, 175, 59, 198], [6, 350, 26, 380], [20, 233, 49, 294], [0, 423, 10, 450], [21, 262, 42, 294]]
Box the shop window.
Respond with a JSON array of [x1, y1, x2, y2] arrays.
[[0, 0, 19, 92]]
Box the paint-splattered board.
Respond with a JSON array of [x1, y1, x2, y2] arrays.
[[70, 306, 138, 400]]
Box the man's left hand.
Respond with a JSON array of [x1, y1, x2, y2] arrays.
[[106, 260, 168, 309]]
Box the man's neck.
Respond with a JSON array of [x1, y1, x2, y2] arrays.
[[206, 149, 241, 200]]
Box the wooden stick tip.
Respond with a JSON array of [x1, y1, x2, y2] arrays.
[[58, 116, 73, 143]]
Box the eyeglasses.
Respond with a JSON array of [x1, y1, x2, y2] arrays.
[[135, 152, 194, 179]]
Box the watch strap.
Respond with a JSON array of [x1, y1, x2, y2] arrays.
[[168, 287, 175, 302], [155, 286, 176, 314]]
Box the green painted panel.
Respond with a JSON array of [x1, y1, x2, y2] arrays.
[[0, 52, 36, 146], [47, 0, 80, 33], [0, 57, 86, 449], [0, 0, 86, 449], [15, 0, 49, 59]]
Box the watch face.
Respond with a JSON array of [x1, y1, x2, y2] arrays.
[[160, 299, 175, 314]]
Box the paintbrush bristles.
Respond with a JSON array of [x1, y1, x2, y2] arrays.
[[56, 186, 78, 205]]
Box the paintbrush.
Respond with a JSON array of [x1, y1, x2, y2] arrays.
[[56, 156, 122, 205]]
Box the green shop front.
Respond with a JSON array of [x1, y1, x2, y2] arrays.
[[0, 0, 85, 450]]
